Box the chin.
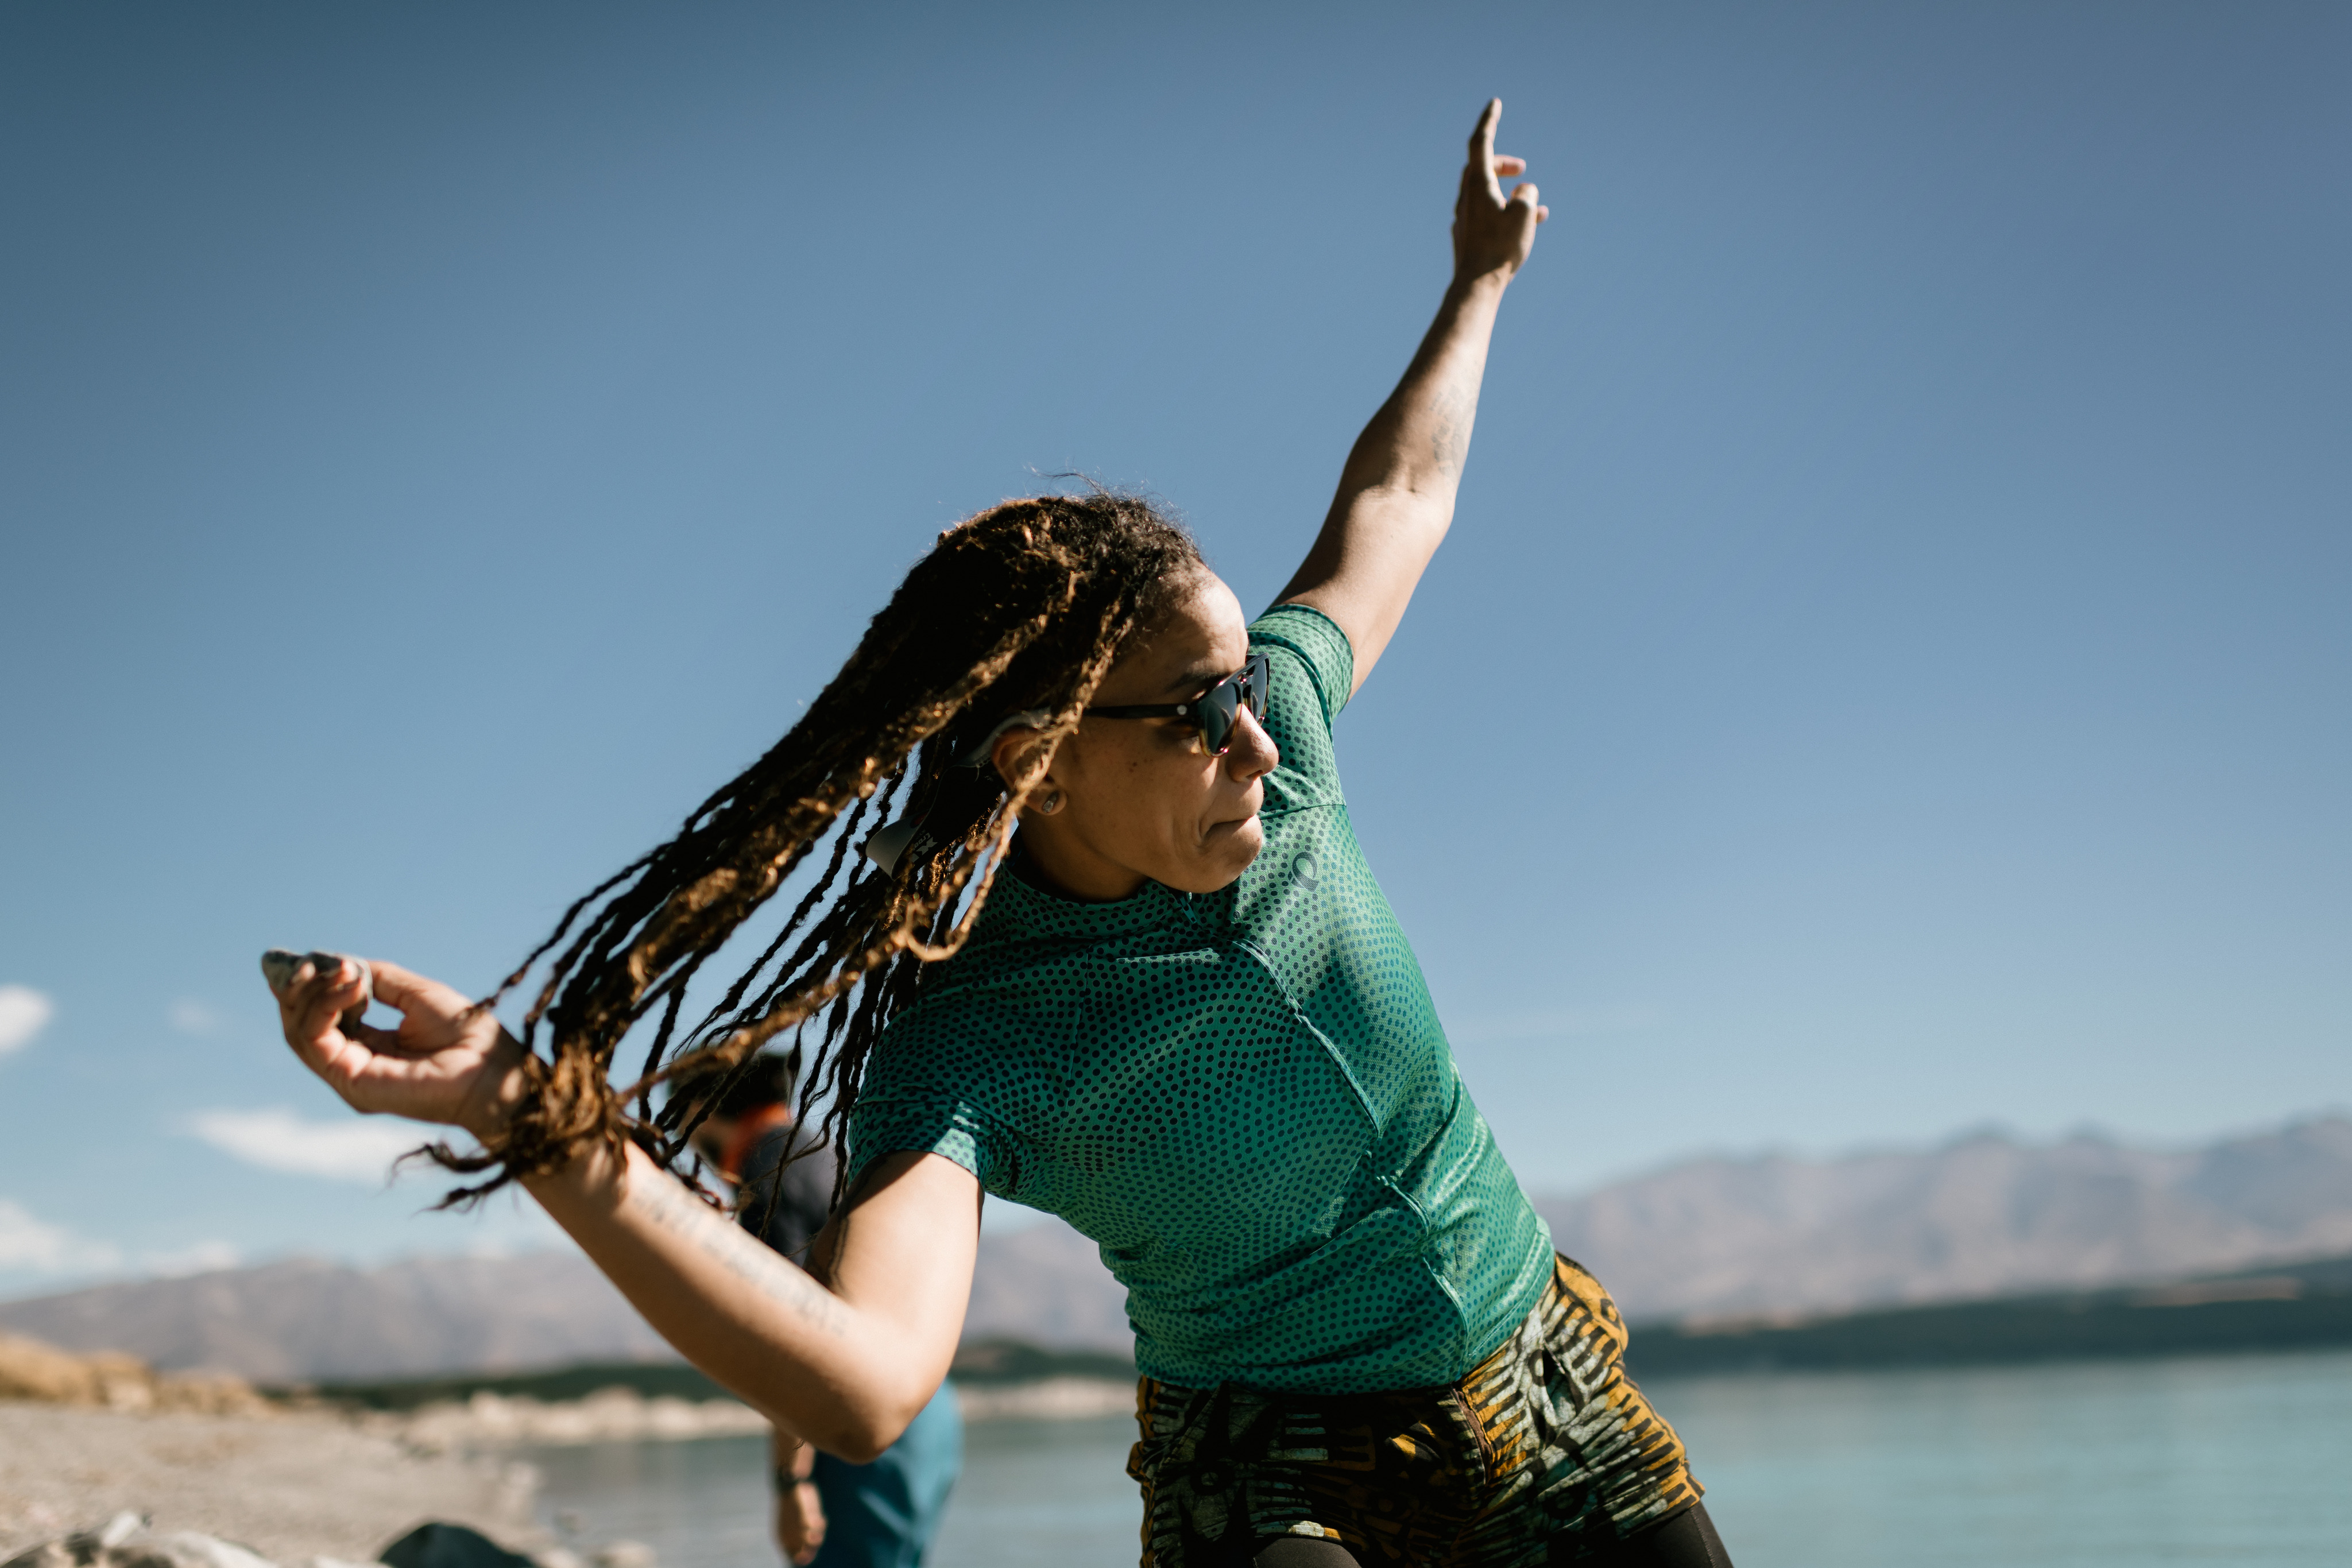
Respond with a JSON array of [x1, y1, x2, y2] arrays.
[[1184, 816, 1264, 893]]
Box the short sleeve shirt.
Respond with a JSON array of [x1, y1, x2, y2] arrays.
[[847, 603, 1554, 1393]]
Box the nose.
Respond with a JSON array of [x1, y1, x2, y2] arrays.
[[1224, 704, 1279, 783]]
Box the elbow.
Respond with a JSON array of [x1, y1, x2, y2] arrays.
[[830, 1429, 895, 1468], [1347, 483, 1454, 543], [826, 1406, 915, 1466], [798, 1385, 931, 1466]]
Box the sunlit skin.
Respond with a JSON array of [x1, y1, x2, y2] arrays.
[[1001, 571, 1279, 903], [686, 1108, 829, 1562], [270, 103, 1546, 1529]]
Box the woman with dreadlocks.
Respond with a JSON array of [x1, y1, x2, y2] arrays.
[[270, 103, 1732, 1568]]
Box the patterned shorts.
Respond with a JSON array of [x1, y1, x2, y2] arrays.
[[1127, 1256, 1700, 1567]]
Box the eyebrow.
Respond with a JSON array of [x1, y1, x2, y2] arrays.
[[1150, 661, 1241, 702]]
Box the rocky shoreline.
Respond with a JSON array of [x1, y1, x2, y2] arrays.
[[0, 1403, 537, 1567], [0, 1322, 1137, 1568], [0, 1384, 1139, 1568], [0, 1333, 541, 1568]]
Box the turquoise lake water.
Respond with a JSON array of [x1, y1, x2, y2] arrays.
[[527, 1349, 2352, 1567]]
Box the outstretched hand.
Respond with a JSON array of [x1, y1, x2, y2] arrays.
[[1453, 98, 1548, 286], [270, 955, 525, 1141]]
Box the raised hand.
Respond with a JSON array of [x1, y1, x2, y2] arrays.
[[269, 954, 525, 1140], [1278, 96, 1549, 687], [1453, 98, 1548, 286]]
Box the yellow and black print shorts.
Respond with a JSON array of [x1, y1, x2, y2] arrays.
[[1127, 1256, 1700, 1566]]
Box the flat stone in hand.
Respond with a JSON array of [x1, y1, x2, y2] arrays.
[[260, 949, 374, 1032]]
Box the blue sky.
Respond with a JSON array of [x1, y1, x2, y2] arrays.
[[2, 1, 2345, 1295]]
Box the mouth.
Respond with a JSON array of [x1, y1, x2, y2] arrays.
[[1201, 811, 1263, 847]]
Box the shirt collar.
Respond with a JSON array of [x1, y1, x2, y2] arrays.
[[981, 844, 1199, 942]]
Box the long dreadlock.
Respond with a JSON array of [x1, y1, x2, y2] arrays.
[[423, 491, 1201, 1206]]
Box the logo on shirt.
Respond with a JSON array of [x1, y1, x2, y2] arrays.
[[1289, 850, 1321, 892]]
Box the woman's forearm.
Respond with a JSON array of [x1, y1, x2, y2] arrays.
[[1332, 273, 1508, 517], [521, 1140, 972, 1462], [1276, 273, 1510, 680], [1275, 105, 1542, 684]]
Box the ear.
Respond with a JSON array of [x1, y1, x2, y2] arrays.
[[989, 722, 1060, 794]]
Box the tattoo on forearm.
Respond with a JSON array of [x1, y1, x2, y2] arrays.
[[634, 1175, 851, 1337], [1430, 416, 1464, 473], [1426, 381, 1473, 475]]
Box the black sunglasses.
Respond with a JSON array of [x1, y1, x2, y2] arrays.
[[1088, 653, 1270, 756]]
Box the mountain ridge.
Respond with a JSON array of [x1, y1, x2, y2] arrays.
[[5, 1114, 2346, 1380], [1537, 1114, 2352, 1319]]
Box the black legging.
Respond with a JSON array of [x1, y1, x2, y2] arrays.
[[1247, 1501, 1733, 1567]]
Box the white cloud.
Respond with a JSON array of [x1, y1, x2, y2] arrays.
[[184, 1108, 434, 1184], [0, 1199, 121, 1273], [141, 1240, 242, 1277], [0, 986, 55, 1055], [168, 998, 224, 1035]]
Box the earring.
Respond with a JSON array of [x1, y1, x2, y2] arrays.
[[1035, 788, 1064, 816]]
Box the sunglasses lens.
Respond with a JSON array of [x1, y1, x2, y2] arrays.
[[1200, 683, 1238, 754], [1197, 657, 1271, 754]]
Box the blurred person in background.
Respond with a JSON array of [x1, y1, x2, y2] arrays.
[[676, 1050, 962, 1568]]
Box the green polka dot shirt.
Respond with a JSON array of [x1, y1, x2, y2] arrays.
[[848, 603, 1554, 1392]]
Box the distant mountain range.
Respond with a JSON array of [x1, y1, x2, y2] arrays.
[[4, 1116, 2346, 1380], [1620, 1252, 2352, 1379], [0, 1252, 672, 1383], [1538, 1114, 2352, 1321], [0, 1221, 1140, 1381]]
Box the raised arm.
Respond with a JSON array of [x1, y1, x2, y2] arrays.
[[273, 957, 978, 1465], [1278, 99, 1548, 692]]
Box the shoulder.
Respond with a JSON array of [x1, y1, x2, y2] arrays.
[[866, 909, 1108, 1078], [1250, 602, 1355, 808], [847, 1000, 1031, 1198], [1250, 602, 1355, 727], [846, 926, 1105, 1198], [857, 963, 1078, 1130]]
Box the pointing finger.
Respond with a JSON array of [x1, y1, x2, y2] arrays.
[[1467, 98, 1499, 160], [1470, 99, 1504, 203]]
